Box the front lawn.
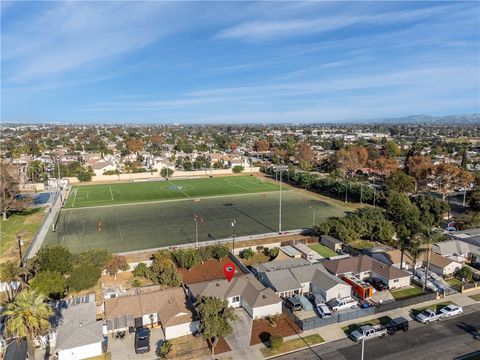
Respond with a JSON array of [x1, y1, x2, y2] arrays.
[[469, 293, 480, 302], [260, 334, 324, 357], [342, 316, 391, 336], [446, 277, 463, 290], [308, 244, 337, 258], [410, 301, 454, 317], [390, 286, 424, 300]]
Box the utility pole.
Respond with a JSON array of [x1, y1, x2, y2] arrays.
[[361, 330, 366, 360], [360, 184, 363, 204], [231, 219, 237, 253], [277, 165, 288, 234], [344, 180, 348, 203], [17, 235, 23, 265]]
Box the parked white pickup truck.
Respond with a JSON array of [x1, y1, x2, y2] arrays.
[[416, 309, 444, 324], [349, 325, 387, 342], [329, 297, 358, 312]]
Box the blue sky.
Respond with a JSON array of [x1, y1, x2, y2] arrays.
[[1, 1, 479, 124]]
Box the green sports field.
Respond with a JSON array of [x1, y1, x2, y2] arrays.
[[64, 176, 278, 208], [44, 176, 353, 253]]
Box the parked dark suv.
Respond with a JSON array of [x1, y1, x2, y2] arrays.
[[134, 327, 150, 354], [385, 317, 409, 335]]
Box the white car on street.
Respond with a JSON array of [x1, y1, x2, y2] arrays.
[[440, 304, 463, 317]]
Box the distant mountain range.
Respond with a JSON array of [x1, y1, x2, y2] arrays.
[[363, 113, 480, 125]]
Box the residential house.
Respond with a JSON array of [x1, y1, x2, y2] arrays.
[[372, 249, 418, 271], [51, 294, 104, 360], [420, 253, 462, 277], [105, 287, 199, 340], [293, 243, 322, 262], [255, 261, 351, 301], [323, 255, 411, 289], [438, 238, 480, 265], [320, 235, 343, 252], [92, 160, 116, 176], [187, 274, 282, 319]]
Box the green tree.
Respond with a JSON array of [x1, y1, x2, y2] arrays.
[[30, 271, 67, 300], [385, 170, 416, 193], [150, 251, 182, 286], [456, 266, 473, 282], [3, 289, 54, 360], [133, 262, 152, 279], [468, 190, 480, 211], [232, 165, 244, 173], [386, 192, 422, 234], [0, 261, 28, 302], [68, 263, 101, 292], [195, 296, 237, 355], [34, 246, 73, 274], [76, 249, 111, 269], [413, 195, 449, 227], [171, 249, 201, 270], [77, 172, 92, 182], [160, 168, 174, 177], [461, 148, 468, 169]]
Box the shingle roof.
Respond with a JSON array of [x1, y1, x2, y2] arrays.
[[433, 240, 476, 256], [53, 295, 103, 351], [188, 274, 281, 308], [252, 258, 311, 273], [323, 255, 411, 280], [105, 287, 194, 328]]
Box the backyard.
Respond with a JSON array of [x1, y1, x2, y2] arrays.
[[309, 243, 337, 258]]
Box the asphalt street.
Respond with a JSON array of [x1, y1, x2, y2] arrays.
[[274, 304, 480, 360]]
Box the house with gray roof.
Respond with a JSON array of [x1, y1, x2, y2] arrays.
[[251, 258, 311, 274], [433, 239, 480, 265], [50, 294, 104, 360], [187, 274, 282, 319], [256, 263, 351, 301]]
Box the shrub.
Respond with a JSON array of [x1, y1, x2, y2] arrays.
[[105, 255, 129, 278], [77, 172, 92, 182], [211, 244, 230, 260], [157, 340, 172, 358], [240, 248, 255, 260], [256, 245, 264, 253], [456, 266, 473, 282], [269, 335, 283, 350], [267, 315, 279, 328], [198, 246, 214, 261], [267, 247, 279, 259], [131, 279, 142, 288], [103, 170, 120, 175], [35, 246, 73, 274], [76, 249, 111, 269], [232, 165, 244, 173]]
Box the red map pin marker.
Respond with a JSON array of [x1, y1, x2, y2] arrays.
[[223, 262, 236, 282]]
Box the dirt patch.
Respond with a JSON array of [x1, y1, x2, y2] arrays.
[[101, 271, 135, 289], [180, 257, 246, 284], [250, 314, 301, 346], [214, 337, 231, 355], [168, 334, 210, 360]]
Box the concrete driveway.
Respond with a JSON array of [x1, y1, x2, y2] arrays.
[[225, 309, 256, 360], [108, 328, 164, 360]]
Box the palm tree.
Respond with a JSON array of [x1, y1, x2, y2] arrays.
[[3, 289, 54, 360], [418, 229, 445, 291], [0, 260, 29, 302]]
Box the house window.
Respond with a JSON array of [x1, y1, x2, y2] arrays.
[[393, 279, 399, 283], [232, 296, 240, 303], [294, 289, 300, 295]]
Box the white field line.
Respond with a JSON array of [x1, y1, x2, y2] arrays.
[[64, 189, 291, 210], [168, 180, 192, 199], [109, 185, 114, 201], [72, 187, 78, 208]]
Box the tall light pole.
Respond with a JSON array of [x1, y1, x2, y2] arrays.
[[309, 205, 315, 228], [277, 165, 288, 234], [231, 219, 237, 253], [361, 329, 366, 360]]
